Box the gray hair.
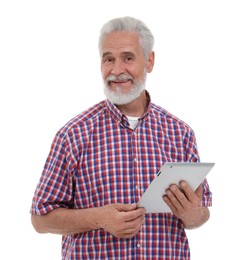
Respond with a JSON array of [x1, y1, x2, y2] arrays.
[[98, 16, 154, 60]]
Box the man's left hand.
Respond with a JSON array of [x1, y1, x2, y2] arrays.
[[163, 181, 209, 229]]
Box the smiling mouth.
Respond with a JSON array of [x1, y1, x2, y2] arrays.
[[112, 79, 130, 84], [106, 74, 134, 86]]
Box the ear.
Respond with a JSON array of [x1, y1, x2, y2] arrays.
[[146, 51, 155, 73]]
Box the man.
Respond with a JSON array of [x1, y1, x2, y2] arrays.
[[31, 16, 212, 259]]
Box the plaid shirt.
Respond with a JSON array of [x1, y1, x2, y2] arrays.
[[31, 92, 212, 259]]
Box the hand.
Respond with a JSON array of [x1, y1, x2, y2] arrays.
[[98, 203, 146, 239], [163, 181, 208, 229]]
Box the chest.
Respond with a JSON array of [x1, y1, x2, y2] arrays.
[[74, 121, 185, 207]]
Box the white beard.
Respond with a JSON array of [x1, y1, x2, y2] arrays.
[[103, 73, 146, 105]]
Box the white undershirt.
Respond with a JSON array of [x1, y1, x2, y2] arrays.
[[126, 115, 139, 130]]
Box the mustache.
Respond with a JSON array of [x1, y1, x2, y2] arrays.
[[105, 74, 134, 83]]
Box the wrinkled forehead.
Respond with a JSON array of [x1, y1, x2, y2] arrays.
[[100, 31, 144, 56]]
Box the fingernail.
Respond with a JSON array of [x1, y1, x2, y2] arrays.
[[170, 185, 176, 191]]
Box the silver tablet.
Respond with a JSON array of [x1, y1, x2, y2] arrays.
[[138, 162, 215, 213]]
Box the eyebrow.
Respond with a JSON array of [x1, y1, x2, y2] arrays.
[[102, 51, 135, 59], [121, 51, 135, 57], [102, 52, 112, 59]]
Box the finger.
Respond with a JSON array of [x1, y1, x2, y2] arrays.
[[180, 182, 203, 207], [163, 194, 177, 213], [125, 210, 144, 220], [179, 181, 196, 202], [169, 185, 189, 208], [115, 203, 137, 212], [124, 216, 144, 231], [165, 189, 185, 213], [123, 226, 142, 238], [124, 208, 145, 222], [121, 216, 145, 238]]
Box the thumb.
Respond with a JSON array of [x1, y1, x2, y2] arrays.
[[115, 203, 137, 212], [195, 183, 203, 198]]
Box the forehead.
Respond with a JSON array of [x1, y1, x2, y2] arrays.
[[101, 31, 143, 55]]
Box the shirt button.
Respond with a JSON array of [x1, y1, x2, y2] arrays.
[[137, 243, 141, 248], [135, 185, 140, 190]]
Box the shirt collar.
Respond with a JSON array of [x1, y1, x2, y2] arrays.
[[105, 90, 152, 126]]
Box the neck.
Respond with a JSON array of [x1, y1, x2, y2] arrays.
[[116, 90, 147, 117]]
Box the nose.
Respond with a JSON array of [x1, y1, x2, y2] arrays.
[[111, 60, 125, 76]]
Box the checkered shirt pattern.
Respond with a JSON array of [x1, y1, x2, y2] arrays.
[[31, 93, 212, 259]]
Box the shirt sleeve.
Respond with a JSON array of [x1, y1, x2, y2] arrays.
[[30, 130, 77, 215], [184, 128, 212, 207]]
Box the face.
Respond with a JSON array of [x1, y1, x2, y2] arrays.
[[100, 31, 154, 105]]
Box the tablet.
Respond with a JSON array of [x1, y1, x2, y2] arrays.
[[137, 162, 215, 213]]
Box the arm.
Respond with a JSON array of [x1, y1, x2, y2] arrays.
[[163, 181, 210, 229], [31, 203, 146, 238]]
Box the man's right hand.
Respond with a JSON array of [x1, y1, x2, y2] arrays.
[[31, 203, 146, 238], [97, 203, 146, 239]]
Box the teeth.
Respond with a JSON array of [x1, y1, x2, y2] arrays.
[[113, 80, 128, 83]]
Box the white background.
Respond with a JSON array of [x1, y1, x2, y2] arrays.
[[1, 0, 248, 259]]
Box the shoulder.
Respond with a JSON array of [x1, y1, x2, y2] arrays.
[[149, 102, 194, 133], [55, 100, 106, 141]]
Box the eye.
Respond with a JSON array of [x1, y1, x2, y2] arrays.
[[102, 54, 114, 64], [124, 56, 134, 63], [104, 57, 114, 63]]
